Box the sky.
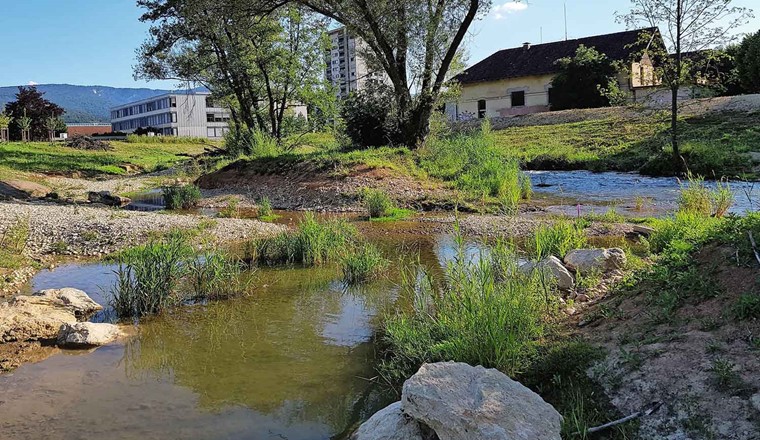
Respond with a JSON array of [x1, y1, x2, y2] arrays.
[[0, 0, 757, 89]]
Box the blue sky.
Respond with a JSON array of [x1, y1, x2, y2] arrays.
[[0, 0, 757, 89]]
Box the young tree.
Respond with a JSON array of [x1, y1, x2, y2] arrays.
[[17, 111, 32, 143], [618, 0, 753, 170], [44, 115, 67, 142], [551, 45, 624, 111], [302, 0, 493, 147], [136, 0, 333, 142], [4, 86, 65, 141], [736, 30, 760, 93], [0, 112, 10, 142]]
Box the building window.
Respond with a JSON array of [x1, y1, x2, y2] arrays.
[[170, 97, 177, 107], [171, 112, 177, 123], [207, 113, 215, 123], [207, 128, 215, 137], [205, 97, 215, 108], [511, 91, 525, 107], [477, 100, 486, 119]]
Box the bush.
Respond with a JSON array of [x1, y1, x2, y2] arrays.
[[246, 212, 356, 266], [162, 184, 202, 210], [341, 241, 389, 284], [223, 126, 281, 158], [529, 221, 587, 260], [362, 188, 393, 218], [257, 197, 274, 219], [340, 81, 401, 148], [380, 233, 548, 383]]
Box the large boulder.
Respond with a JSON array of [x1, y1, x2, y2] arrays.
[[88, 191, 131, 207], [0, 179, 51, 199], [401, 362, 562, 440], [519, 257, 574, 290], [57, 322, 122, 347], [350, 402, 428, 440], [0, 288, 102, 342], [564, 248, 626, 273]]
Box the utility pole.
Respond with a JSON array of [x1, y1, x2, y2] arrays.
[[564, 2, 568, 40]]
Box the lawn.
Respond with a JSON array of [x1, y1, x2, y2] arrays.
[[0, 140, 209, 176], [490, 111, 760, 178]]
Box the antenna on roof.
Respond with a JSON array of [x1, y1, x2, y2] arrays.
[[564, 2, 568, 41]]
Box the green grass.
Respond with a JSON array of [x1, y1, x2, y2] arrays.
[[340, 241, 389, 284], [0, 140, 208, 176], [245, 213, 357, 266], [529, 220, 588, 260], [162, 184, 202, 210], [490, 112, 759, 178]]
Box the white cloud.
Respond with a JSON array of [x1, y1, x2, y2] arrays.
[[493, 1, 528, 19], [28, 81, 38, 86]]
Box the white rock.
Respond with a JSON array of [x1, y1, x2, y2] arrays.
[[351, 402, 425, 440], [401, 362, 562, 440], [564, 248, 626, 273], [57, 322, 122, 347], [519, 257, 574, 290]]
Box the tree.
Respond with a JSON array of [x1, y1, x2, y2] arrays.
[[736, 30, 760, 93], [0, 112, 10, 142], [618, 0, 753, 171], [136, 0, 334, 142], [550, 45, 624, 111], [302, 0, 493, 147], [4, 86, 65, 141], [44, 115, 67, 142], [17, 111, 32, 143]]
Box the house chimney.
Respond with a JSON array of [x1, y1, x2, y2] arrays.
[[523, 42, 531, 49]]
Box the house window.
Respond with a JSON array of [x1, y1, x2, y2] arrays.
[[171, 112, 177, 123], [207, 113, 215, 123], [205, 97, 215, 108], [477, 100, 486, 119], [511, 91, 525, 107], [170, 97, 177, 108]]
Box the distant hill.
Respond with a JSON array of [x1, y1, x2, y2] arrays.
[[0, 84, 172, 124]]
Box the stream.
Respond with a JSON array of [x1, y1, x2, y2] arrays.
[[0, 224, 478, 440]]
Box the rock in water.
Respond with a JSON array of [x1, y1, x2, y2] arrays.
[[564, 248, 626, 273], [401, 362, 562, 440], [87, 191, 131, 207], [351, 402, 426, 440], [57, 322, 122, 347]]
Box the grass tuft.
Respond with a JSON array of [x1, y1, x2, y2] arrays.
[[162, 184, 202, 210], [529, 220, 587, 260], [340, 241, 389, 284]]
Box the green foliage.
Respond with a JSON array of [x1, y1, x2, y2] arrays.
[[732, 294, 760, 320], [217, 198, 240, 218], [257, 197, 274, 219], [340, 241, 389, 284], [125, 134, 207, 144], [224, 127, 281, 158], [162, 184, 202, 210], [187, 250, 244, 301], [340, 81, 401, 148], [529, 221, 587, 260], [0, 215, 29, 254], [246, 213, 356, 266], [736, 30, 760, 93], [551, 45, 621, 110], [0, 112, 10, 130], [421, 120, 531, 207], [111, 232, 194, 318], [380, 233, 547, 383], [4, 86, 64, 141], [362, 188, 393, 218], [677, 175, 734, 218]]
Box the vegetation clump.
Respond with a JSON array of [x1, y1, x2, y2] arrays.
[[677, 174, 733, 217], [65, 135, 112, 151], [529, 221, 588, 260], [246, 213, 356, 266], [360, 188, 413, 221], [340, 241, 389, 284], [162, 184, 202, 210]]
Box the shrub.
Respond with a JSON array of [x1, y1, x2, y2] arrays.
[[110, 232, 193, 318], [257, 197, 274, 219], [341, 241, 389, 284], [362, 188, 393, 218], [218, 198, 240, 218], [529, 221, 587, 260], [340, 81, 401, 148], [162, 184, 202, 210], [223, 126, 281, 158], [246, 213, 356, 266], [380, 233, 547, 383]]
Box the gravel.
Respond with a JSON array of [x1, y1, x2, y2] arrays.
[[0, 201, 285, 258]]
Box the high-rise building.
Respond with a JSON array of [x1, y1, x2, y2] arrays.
[[326, 27, 372, 100]]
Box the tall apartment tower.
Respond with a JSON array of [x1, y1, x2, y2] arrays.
[[326, 27, 371, 100]]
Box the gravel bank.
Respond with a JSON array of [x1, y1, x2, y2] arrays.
[[0, 201, 285, 258]]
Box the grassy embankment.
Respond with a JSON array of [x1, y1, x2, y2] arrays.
[[0, 136, 211, 177]]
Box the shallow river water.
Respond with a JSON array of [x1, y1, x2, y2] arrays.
[[1, 225, 480, 440]]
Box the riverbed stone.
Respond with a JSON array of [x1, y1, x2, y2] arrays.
[[401, 362, 563, 440], [519, 257, 574, 290], [564, 248, 626, 273], [87, 191, 131, 207], [57, 322, 122, 347], [350, 402, 427, 440], [0, 289, 102, 342], [0, 179, 51, 199]]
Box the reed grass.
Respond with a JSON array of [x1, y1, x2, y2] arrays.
[[362, 188, 393, 218], [187, 250, 245, 300], [340, 241, 389, 284], [529, 221, 587, 260], [677, 174, 734, 218], [162, 184, 202, 210]]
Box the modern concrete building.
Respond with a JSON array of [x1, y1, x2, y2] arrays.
[[326, 27, 373, 99], [446, 28, 662, 120], [110, 91, 231, 138]]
